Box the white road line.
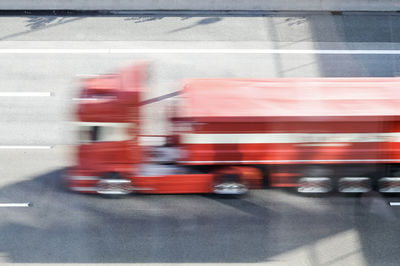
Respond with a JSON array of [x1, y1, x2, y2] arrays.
[[0, 145, 53, 149], [75, 74, 101, 77], [389, 202, 400, 206], [0, 49, 400, 54], [0, 203, 32, 207], [0, 92, 51, 97]]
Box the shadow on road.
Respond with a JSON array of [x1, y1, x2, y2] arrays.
[[0, 17, 84, 41], [310, 13, 400, 77], [0, 169, 399, 264]]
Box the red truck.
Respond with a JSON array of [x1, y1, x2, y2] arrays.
[[65, 63, 400, 195]]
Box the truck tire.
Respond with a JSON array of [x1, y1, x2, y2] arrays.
[[97, 172, 132, 198], [212, 171, 248, 196]]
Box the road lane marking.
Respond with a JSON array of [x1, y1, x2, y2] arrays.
[[0, 145, 53, 149], [0, 203, 32, 207], [0, 92, 51, 97], [75, 74, 101, 77], [0, 49, 400, 54], [389, 202, 400, 206]]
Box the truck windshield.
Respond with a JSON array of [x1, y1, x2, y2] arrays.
[[78, 123, 132, 143]]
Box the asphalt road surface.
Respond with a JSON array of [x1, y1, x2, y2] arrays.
[[1, 11, 400, 265]]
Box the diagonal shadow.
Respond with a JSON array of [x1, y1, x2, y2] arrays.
[[0, 17, 84, 41], [169, 17, 222, 33]]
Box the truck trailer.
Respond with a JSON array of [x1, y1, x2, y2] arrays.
[[65, 63, 400, 195]]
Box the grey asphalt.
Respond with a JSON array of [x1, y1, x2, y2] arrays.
[[1, 12, 400, 265]]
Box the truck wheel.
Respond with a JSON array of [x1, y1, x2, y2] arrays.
[[97, 172, 132, 198], [212, 173, 248, 196]]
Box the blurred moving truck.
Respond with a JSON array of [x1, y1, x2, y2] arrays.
[[65, 63, 400, 195]]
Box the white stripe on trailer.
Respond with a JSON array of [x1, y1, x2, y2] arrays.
[[296, 143, 350, 147], [181, 133, 400, 144]]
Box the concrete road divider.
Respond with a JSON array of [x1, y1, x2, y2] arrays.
[[0, 0, 399, 12]]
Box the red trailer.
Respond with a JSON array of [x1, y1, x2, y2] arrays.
[[65, 63, 400, 195]]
